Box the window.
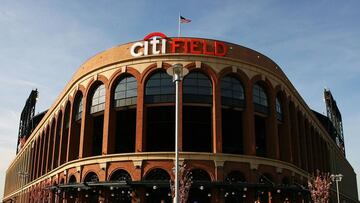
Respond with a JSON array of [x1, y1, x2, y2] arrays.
[[222, 108, 243, 154], [68, 175, 77, 184], [84, 172, 99, 183], [183, 106, 212, 152], [69, 93, 82, 161], [144, 168, 170, 181], [115, 108, 136, 153], [221, 76, 244, 155], [253, 84, 268, 114], [109, 170, 132, 181], [255, 115, 267, 157], [221, 76, 244, 107], [114, 76, 137, 107], [225, 171, 246, 183], [276, 97, 282, 121], [183, 72, 212, 103], [90, 84, 105, 114], [188, 169, 211, 203], [64, 104, 70, 129], [74, 94, 83, 121], [146, 106, 174, 152], [145, 71, 175, 103]]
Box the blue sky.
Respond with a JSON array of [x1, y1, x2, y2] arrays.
[[1, 0, 359, 199]]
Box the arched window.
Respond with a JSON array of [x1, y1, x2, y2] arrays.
[[144, 168, 171, 202], [276, 97, 282, 121], [221, 76, 244, 107], [282, 177, 290, 185], [253, 84, 268, 114], [277, 93, 288, 162], [144, 168, 170, 181], [145, 71, 175, 152], [188, 169, 211, 203], [109, 170, 132, 181], [84, 172, 100, 202], [90, 84, 105, 114], [60, 103, 70, 165], [113, 76, 137, 154], [257, 173, 273, 203], [145, 71, 174, 103], [183, 72, 213, 153], [53, 111, 62, 168], [224, 171, 246, 203], [183, 72, 212, 103], [69, 93, 82, 161], [47, 119, 56, 171], [253, 83, 268, 157], [84, 172, 99, 183], [74, 93, 83, 121], [221, 75, 245, 155], [190, 169, 211, 182], [225, 171, 246, 183], [258, 173, 274, 185], [86, 83, 106, 157], [68, 175, 77, 184], [114, 76, 137, 107]]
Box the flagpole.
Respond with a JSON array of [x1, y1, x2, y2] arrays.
[[178, 12, 181, 37]]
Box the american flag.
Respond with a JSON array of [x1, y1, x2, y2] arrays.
[[180, 16, 191, 23]]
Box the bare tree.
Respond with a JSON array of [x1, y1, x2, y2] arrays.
[[308, 170, 333, 203], [170, 163, 193, 203]]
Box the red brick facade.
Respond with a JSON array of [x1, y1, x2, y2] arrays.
[[3, 36, 358, 203]]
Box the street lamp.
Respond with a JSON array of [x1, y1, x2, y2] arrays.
[[330, 174, 343, 203], [166, 63, 188, 203]]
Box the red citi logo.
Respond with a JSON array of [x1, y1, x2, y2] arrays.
[[130, 32, 228, 57]]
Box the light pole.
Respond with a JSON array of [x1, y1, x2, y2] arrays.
[[167, 63, 188, 203], [330, 174, 343, 203]]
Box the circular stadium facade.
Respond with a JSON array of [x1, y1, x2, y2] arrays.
[[3, 32, 358, 203]]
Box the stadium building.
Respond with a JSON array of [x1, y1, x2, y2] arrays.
[[3, 32, 358, 202]]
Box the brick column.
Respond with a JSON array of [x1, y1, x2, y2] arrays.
[[314, 133, 321, 171], [45, 125, 52, 173], [267, 91, 279, 159], [306, 124, 313, 173], [289, 102, 300, 167], [102, 84, 115, 155], [41, 132, 47, 176], [51, 115, 60, 170], [298, 113, 308, 171], [280, 97, 292, 163], [325, 144, 330, 172], [211, 188, 223, 203], [79, 93, 91, 158], [57, 108, 66, 167], [27, 147, 34, 182], [31, 141, 38, 180], [213, 79, 222, 153], [44, 128, 51, 173], [309, 127, 315, 173], [320, 139, 326, 172], [36, 135, 43, 178], [243, 83, 256, 155], [66, 100, 75, 161], [135, 80, 145, 152]]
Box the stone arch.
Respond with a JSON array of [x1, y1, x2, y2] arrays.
[[225, 170, 247, 183], [108, 169, 132, 181], [144, 168, 171, 181], [83, 171, 99, 182], [68, 174, 77, 184]]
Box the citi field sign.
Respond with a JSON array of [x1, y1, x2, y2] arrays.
[[130, 32, 228, 57]]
